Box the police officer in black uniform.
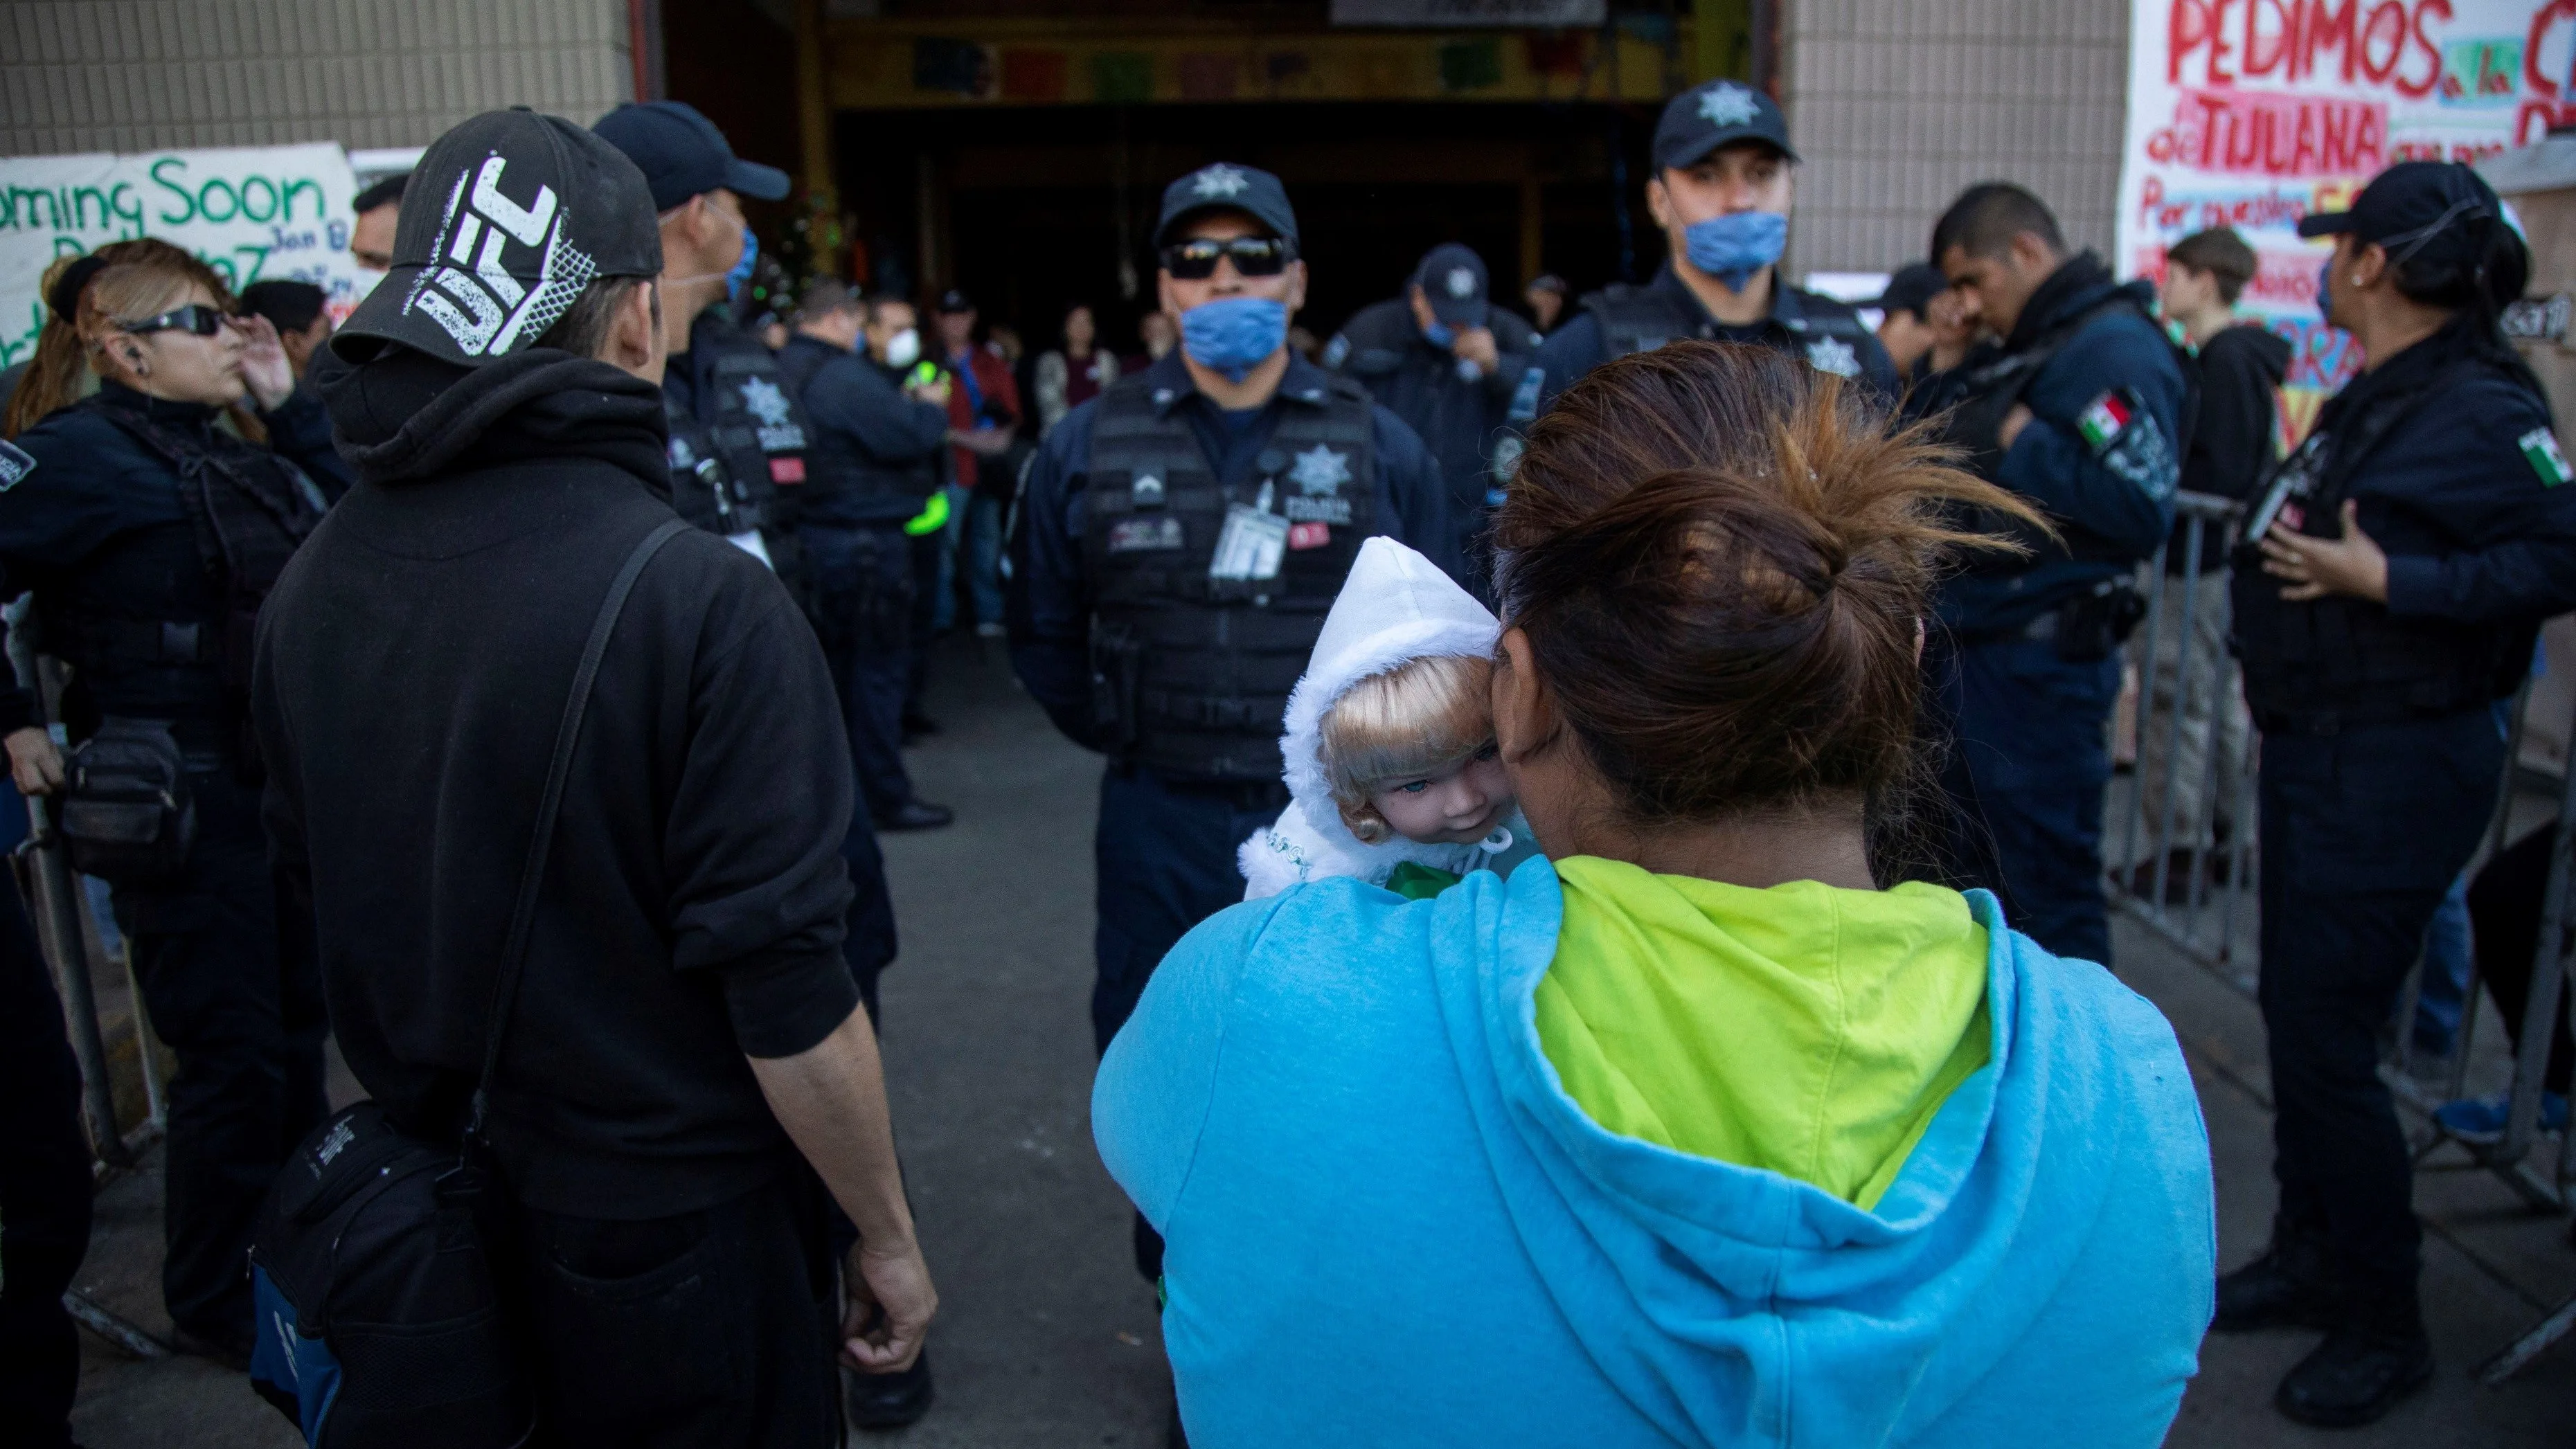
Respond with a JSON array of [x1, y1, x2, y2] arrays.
[[1922, 182, 2190, 966], [779, 279, 956, 834], [593, 102, 813, 589], [0, 249, 330, 1363], [2212, 161, 2576, 1428], [1010, 162, 1451, 1071], [1325, 243, 1539, 600], [1531, 78, 1896, 410]]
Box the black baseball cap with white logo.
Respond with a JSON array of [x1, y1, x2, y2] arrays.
[[1154, 163, 1300, 249], [1412, 243, 1490, 327], [335, 108, 663, 368], [1653, 78, 1798, 172]]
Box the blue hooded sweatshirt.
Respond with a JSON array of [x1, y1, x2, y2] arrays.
[[1093, 861, 2215, 1447]]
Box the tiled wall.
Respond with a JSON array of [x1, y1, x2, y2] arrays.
[[1782, 0, 2129, 277], [0, 0, 632, 156]]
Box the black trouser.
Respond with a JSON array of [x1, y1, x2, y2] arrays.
[[2257, 708, 2505, 1322], [514, 1166, 842, 1448], [1093, 764, 1288, 1285], [803, 521, 919, 819], [905, 529, 942, 721], [0, 880, 91, 1448], [113, 766, 328, 1341]]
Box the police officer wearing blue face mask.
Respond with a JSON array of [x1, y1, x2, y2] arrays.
[[2211, 161, 2576, 1429], [1921, 182, 2191, 971], [1323, 243, 1541, 600], [1010, 163, 1451, 1089], [593, 102, 812, 594], [1529, 80, 1896, 411]]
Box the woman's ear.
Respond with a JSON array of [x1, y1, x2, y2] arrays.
[[1492, 629, 1553, 766]]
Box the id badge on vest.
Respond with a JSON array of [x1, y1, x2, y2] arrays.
[[1210, 480, 1289, 582]]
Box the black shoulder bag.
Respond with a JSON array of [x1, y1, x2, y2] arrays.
[[247, 520, 688, 1448]]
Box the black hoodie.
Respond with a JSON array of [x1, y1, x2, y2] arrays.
[[255, 346, 860, 1218], [2169, 322, 2293, 573]]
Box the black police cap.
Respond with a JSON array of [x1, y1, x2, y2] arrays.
[[936, 289, 975, 315], [2297, 161, 2500, 272], [1868, 262, 1949, 319], [335, 107, 663, 368], [593, 100, 790, 214], [1154, 163, 1299, 250], [1413, 243, 1491, 327], [1654, 78, 1798, 173]]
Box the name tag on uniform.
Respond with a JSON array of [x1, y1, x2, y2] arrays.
[[1210, 505, 1288, 581], [1109, 516, 1185, 553]]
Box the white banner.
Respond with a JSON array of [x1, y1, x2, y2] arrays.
[[2116, 0, 2576, 430], [1, 143, 374, 370]]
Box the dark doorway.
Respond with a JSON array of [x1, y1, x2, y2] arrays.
[[833, 100, 1659, 357]]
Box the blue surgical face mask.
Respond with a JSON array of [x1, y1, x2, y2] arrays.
[[1421, 318, 1456, 348], [1180, 296, 1289, 382], [1683, 210, 1788, 292], [725, 226, 758, 305]]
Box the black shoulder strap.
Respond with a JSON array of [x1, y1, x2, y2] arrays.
[[465, 519, 690, 1142]]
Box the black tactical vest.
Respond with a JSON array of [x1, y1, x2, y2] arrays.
[[665, 338, 810, 539], [1080, 374, 1377, 781], [1580, 282, 1878, 379], [2232, 354, 2534, 729], [78, 398, 325, 757]]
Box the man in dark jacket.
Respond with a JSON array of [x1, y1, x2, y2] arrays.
[[1325, 242, 1539, 597], [780, 280, 956, 834], [256, 109, 933, 1447], [1928, 182, 2190, 966]]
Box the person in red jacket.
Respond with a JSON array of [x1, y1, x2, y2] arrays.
[[932, 290, 1019, 639]]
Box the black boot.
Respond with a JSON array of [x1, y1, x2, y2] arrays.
[[2275, 1324, 2433, 1427], [846, 1351, 936, 1431], [2212, 1241, 2336, 1332]]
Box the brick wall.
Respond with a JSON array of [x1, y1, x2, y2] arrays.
[[0, 0, 632, 156], [1782, 0, 2129, 278]]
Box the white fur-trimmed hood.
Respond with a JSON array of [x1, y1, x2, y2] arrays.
[[1239, 537, 1503, 896]]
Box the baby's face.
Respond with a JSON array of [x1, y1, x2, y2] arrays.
[[1367, 745, 1514, 845]]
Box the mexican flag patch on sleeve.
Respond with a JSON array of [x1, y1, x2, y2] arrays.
[[2077, 391, 2131, 452], [2519, 426, 2572, 487]]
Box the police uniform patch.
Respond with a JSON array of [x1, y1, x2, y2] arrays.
[[2085, 388, 2178, 503], [1287, 521, 1332, 550], [1804, 336, 1860, 379], [1109, 516, 1186, 553], [1290, 445, 1351, 494], [2519, 426, 2572, 486], [0, 439, 34, 491]]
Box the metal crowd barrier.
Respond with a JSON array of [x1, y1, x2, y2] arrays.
[[2100, 493, 2576, 1381]]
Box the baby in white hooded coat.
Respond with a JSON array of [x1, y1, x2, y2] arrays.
[[1239, 537, 1534, 900]]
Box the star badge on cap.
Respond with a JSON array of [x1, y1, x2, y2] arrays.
[[1192, 163, 1251, 199], [1700, 82, 1761, 129], [1445, 267, 1477, 299]]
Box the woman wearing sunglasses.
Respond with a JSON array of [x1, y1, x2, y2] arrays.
[[0, 243, 333, 1367]]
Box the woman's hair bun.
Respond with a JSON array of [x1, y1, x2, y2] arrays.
[[1492, 341, 2040, 827]]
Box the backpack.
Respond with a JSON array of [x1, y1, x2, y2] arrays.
[[247, 520, 686, 1446]]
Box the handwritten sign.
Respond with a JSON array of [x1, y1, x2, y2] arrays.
[[2116, 0, 2576, 431], [1, 143, 376, 368]]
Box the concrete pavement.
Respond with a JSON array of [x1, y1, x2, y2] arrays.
[[63, 638, 2576, 1445]]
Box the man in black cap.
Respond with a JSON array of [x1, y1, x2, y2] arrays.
[[1323, 242, 1541, 599], [347, 172, 405, 273], [261, 107, 933, 1444], [1530, 78, 1895, 408], [2215, 159, 2576, 1428], [1010, 160, 1449, 1087], [1866, 261, 1963, 386], [1920, 181, 2189, 971], [593, 101, 813, 587]]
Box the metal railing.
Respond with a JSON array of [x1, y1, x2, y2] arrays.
[[2099, 494, 2576, 1382]]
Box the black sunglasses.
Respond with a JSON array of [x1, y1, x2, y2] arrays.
[[1160, 236, 1296, 280], [118, 304, 229, 338]]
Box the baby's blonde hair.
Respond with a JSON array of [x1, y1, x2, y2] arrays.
[[1317, 653, 1494, 843]]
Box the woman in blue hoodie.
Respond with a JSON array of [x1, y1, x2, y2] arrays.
[[1094, 341, 2216, 1447]]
